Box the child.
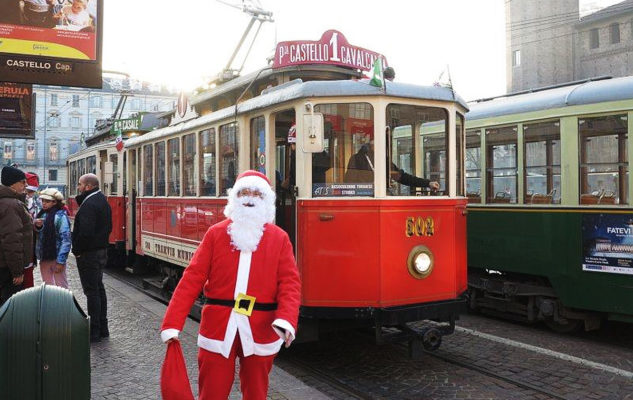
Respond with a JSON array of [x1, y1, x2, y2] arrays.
[[56, 0, 91, 29], [35, 188, 71, 289]]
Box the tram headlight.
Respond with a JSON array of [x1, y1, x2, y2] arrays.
[[407, 245, 434, 279]]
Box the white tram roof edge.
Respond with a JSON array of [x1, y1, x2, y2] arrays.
[[467, 75, 633, 121], [125, 79, 468, 148]]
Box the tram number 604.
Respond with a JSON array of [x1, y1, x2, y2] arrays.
[[405, 217, 434, 237]]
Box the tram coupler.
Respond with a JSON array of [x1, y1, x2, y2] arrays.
[[375, 318, 455, 359]]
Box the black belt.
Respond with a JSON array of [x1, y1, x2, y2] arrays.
[[204, 297, 278, 311]]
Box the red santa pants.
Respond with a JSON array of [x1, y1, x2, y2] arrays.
[[197, 335, 275, 400]]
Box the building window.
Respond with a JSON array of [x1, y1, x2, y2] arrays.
[[26, 141, 36, 161], [49, 141, 58, 161], [51, 93, 58, 106], [48, 169, 57, 182], [579, 115, 628, 205], [512, 50, 521, 67], [72, 94, 80, 107], [90, 96, 102, 108], [3, 141, 13, 160], [610, 23, 620, 44], [71, 116, 81, 128], [590, 28, 600, 49], [48, 113, 60, 128]]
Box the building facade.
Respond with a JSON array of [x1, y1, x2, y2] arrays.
[[507, 0, 633, 93], [0, 78, 175, 194]]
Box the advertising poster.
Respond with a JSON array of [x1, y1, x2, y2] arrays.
[[582, 213, 633, 275], [313, 183, 374, 197], [0, 0, 102, 88], [0, 82, 34, 138]]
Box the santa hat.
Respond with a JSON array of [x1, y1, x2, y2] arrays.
[[230, 170, 273, 196], [25, 172, 39, 191], [288, 124, 297, 143]]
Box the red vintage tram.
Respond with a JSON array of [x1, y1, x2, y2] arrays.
[[67, 31, 468, 352]]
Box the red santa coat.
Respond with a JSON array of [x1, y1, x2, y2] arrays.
[[160, 219, 301, 358]]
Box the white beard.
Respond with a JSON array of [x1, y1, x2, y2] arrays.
[[225, 195, 275, 252]]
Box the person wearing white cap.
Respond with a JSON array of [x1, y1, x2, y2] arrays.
[[34, 188, 71, 289], [160, 170, 301, 400]]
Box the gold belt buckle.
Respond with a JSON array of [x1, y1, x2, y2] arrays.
[[233, 293, 256, 317]]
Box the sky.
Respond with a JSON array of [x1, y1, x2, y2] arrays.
[[103, 0, 623, 102]]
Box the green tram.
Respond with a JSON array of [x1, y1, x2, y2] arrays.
[[464, 76, 633, 332]]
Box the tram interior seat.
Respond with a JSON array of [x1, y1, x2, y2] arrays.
[[466, 192, 481, 203], [527, 189, 556, 204], [580, 190, 616, 205], [491, 191, 512, 203]]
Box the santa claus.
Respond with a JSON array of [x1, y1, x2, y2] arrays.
[[160, 170, 301, 400]]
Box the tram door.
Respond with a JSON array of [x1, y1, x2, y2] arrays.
[[272, 109, 297, 247]]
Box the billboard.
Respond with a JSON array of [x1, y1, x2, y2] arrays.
[[0, 82, 35, 139], [0, 0, 102, 88]]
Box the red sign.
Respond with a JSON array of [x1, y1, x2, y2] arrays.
[[273, 30, 386, 72]]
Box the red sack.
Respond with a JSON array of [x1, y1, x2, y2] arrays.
[[161, 341, 195, 400]]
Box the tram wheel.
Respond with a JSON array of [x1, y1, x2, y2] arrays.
[[545, 318, 581, 333]]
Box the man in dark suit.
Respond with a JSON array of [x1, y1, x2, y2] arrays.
[[72, 173, 112, 343]]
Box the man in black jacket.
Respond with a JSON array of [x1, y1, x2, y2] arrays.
[[72, 173, 112, 342]]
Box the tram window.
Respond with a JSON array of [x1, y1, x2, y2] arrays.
[[486, 126, 517, 203], [250, 116, 266, 174], [579, 115, 628, 205], [130, 149, 137, 196], [78, 158, 85, 178], [167, 138, 181, 196], [312, 103, 374, 197], [524, 121, 561, 204], [122, 152, 127, 195], [69, 161, 77, 193], [109, 154, 118, 195], [466, 129, 482, 203], [183, 134, 196, 196], [87, 155, 96, 174], [155, 141, 166, 196], [143, 144, 153, 196], [387, 104, 447, 197], [200, 128, 216, 196], [455, 113, 465, 196], [219, 122, 239, 196]]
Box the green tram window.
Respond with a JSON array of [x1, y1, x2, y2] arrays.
[[579, 115, 628, 205], [466, 129, 481, 203], [523, 121, 561, 204], [486, 126, 517, 203]]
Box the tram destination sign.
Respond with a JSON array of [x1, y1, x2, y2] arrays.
[[273, 30, 387, 72]]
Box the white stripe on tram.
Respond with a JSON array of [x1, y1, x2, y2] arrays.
[[455, 326, 633, 379]]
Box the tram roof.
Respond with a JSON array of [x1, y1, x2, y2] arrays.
[[466, 75, 633, 121], [126, 79, 467, 148]]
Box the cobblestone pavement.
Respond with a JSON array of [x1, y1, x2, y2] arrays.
[[34, 259, 333, 400], [278, 316, 633, 400]]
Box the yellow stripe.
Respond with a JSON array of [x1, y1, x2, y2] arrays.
[[0, 38, 89, 59], [468, 206, 633, 214]]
